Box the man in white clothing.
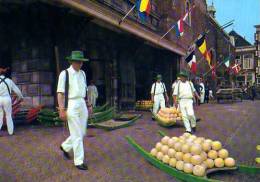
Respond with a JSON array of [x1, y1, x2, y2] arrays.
[[57, 51, 92, 170], [199, 78, 205, 104], [151, 74, 169, 114], [87, 80, 98, 108], [173, 71, 199, 133], [0, 67, 23, 135]]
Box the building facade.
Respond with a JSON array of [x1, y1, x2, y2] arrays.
[[229, 30, 256, 86], [0, 0, 234, 109], [255, 25, 260, 85]]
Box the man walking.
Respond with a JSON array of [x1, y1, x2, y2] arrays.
[[173, 71, 199, 133], [87, 80, 98, 108], [0, 67, 23, 136], [57, 51, 91, 170], [151, 74, 169, 114]]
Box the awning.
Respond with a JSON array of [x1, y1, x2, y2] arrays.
[[55, 0, 186, 56]]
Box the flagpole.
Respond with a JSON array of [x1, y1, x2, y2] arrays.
[[159, 5, 196, 41], [119, 4, 136, 25], [159, 25, 176, 41], [203, 59, 225, 77]]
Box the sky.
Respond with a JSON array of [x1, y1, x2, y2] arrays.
[[206, 0, 260, 44]]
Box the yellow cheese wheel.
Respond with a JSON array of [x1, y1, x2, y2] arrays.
[[161, 136, 170, 145], [161, 145, 169, 155], [155, 142, 163, 151], [174, 142, 182, 152], [169, 158, 177, 167], [218, 149, 229, 159], [181, 144, 190, 153], [190, 144, 202, 155], [150, 148, 157, 157], [176, 161, 184, 171], [224, 157, 236, 167], [208, 150, 218, 159], [168, 148, 176, 158], [214, 158, 225, 168], [167, 139, 175, 148], [202, 142, 211, 152], [193, 165, 206, 177], [212, 141, 222, 151], [162, 155, 170, 164], [183, 163, 194, 174], [175, 152, 184, 161], [156, 152, 164, 161], [183, 153, 192, 163], [191, 155, 202, 165]]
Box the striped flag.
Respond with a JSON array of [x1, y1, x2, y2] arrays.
[[196, 34, 211, 65], [185, 51, 197, 74], [232, 64, 241, 74], [174, 6, 194, 37], [136, 0, 151, 21]]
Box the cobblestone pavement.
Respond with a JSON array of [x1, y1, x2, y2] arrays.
[[0, 100, 259, 182]]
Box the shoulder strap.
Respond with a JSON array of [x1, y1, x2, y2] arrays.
[[177, 81, 181, 97], [188, 81, 194, 93], [0, 77, 11, 96], [65, 70, 69, 109]]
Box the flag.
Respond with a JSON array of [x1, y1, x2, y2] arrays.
[[174, 6, 194, 37], [232, 64, 241, 74], [196, 34, 211, 65], [185, 51, 197, 74], [224, 57, 230, 67], [136, 0, 151, 21], [139, 0, 151, 13], [174, 12, 189, 37], [211, 65, 216, 80]]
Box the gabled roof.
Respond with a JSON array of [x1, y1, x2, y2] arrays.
[[229, 30, 252, 47]]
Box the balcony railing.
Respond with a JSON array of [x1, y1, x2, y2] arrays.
[[96, 0, 161, 32]]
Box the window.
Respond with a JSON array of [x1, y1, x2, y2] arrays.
[[258, 59, 260, 67], [235, 55, 241, 65], [257, 77, 260, 85], [243, 54, 254, 69]]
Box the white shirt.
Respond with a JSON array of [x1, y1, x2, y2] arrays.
[[87, 85, 98, 98], [0, 75, 23, 99], [173, 81, 195, 99], [151, 82, 166, 95], [172, 81, 179, 93], [57, 66, 87, 99]]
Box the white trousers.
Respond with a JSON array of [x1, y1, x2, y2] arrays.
[[89, 95, 97, 108], [61, 98, 88, 166], [179, 99, 196, 132], [0, 96, 14, 135], [153, 94, 165, 114], [200, 92, 205, 103]]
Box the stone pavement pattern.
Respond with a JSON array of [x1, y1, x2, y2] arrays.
[[0, 101, 260, 182]]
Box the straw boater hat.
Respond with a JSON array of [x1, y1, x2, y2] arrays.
[[156, 74, 162, 80], [177, 70, 189, 78], [66, 51, 89, 62]]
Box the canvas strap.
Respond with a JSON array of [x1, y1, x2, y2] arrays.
[[0, 77, 11, 96], [64, 70, 69, 109]]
